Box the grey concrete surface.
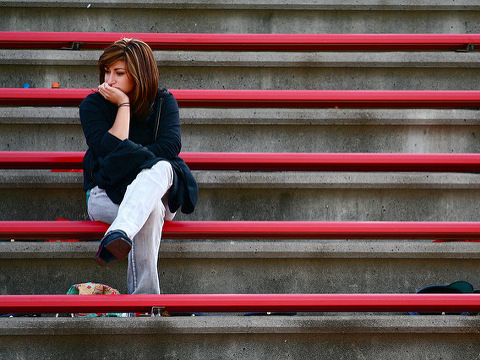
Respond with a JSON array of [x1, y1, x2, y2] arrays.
[[3, 62, 480, 90], [2, 317, 480, 359], [2, 7, 480, 34], [5, 122, 480, 153], [3, 316, 480, 335], [0, 123, 86, 151], [2, 0, 480, 10], [2, 239, 480, 260], [3, 50, 480, 68], [1, 107, 480, 153], [2, 170, 480, 189], [181, 124, 480, 153], [2, 49, 480, 90], [3, 253, 480, 294], [2, 107, 479, 126], [1, 240, 480, 295], [170, 186, 480, 222], [1, 170, 480, 222]]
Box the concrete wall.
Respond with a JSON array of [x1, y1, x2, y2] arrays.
[[2, 316, 480, 360], [2, 241, 480, 295], [2, 4, 480, 33], [1, 50, 480, 90], [2, 107, 480, 153], [2, 171, 480, 222]]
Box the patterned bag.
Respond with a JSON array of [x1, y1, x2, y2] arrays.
[[66, 282, 122, 317]]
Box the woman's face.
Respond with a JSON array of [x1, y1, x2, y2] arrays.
[[104, 60, 134, 96]]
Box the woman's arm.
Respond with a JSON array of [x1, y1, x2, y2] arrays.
[[80, 94, 122, 158], [146, 92, 182, 159], [97, 82, 130, 141]]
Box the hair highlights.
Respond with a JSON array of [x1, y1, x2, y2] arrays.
[[99, 38, 159, 120]]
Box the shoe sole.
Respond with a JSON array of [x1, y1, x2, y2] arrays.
[[105, 237, 132, 261], [94, 234, 132, 266]]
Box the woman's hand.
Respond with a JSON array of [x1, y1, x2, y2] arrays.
[[98, 82, 131, 140], [98, 82, 129, 106]]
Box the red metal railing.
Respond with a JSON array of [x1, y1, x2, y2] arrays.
[[1, 293, 480, 314], [1, 220, 480, 240], [2, 151, 480, 172], [0, 31, 479, 51], [1, 88, 480, 108]]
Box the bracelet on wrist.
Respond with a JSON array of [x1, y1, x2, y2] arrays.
[[118, 102, 130, 108]]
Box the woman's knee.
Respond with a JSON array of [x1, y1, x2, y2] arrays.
[[87, 186, 119, 223], [150, 161, 174, 184]]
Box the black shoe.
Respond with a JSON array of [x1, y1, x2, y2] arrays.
[[94, 230, 132, 266]]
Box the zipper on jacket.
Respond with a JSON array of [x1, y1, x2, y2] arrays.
[[154, 98, 163, 142]]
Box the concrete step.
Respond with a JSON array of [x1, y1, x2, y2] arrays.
[[2, 316, 480, 359], [1, 107, 479, 153], [3, 50, 480, 68], [1, 240, 480, 295], [1, 49, 480, 89], [1, 170, 480, 222], [2, 1, 480, 34], [3, 0, 480, 10]]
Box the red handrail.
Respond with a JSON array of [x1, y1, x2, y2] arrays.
[[1, 293, 480, 314], [0, 31, 479, 51], [2, 151, 480, 172], [0, 151, 84, 169], [1, 220, 480, 240], [1, 88, 479, 108], [180, 152, 480, 172]]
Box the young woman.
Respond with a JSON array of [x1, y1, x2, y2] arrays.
[[80, 38, 197, 295]]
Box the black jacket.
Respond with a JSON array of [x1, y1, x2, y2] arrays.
[[80, 89, 197, 214]]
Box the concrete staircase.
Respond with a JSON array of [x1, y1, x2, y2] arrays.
[[2, 1, 480, 359]]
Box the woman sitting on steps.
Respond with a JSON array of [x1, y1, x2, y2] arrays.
[[79, 38, 198, 295]]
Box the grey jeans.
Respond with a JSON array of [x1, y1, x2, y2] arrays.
[[87, 161, 175, 294]]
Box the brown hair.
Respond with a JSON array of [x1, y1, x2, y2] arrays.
[[99, 38, 159, 120]]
